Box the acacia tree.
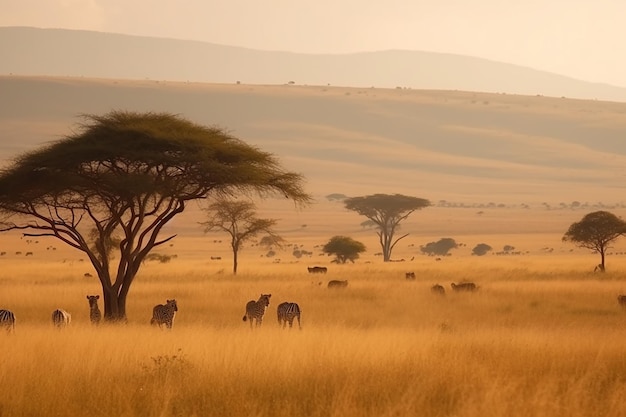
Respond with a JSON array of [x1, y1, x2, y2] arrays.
[[471, 243, 492, 256], [201, 199, 283, 274], [421, 237, 458, 256], [0, 111, 310, 321], [562, 210, 626, 272], [344, 194, 430, 262], [322, 235, 366, 264]]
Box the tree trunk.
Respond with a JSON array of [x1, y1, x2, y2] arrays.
[[233, 248, 239, 275], [102, 287, 128, 322], [381, 234, 391, 262], [381, 228, 396, 262], [600, 250, 606, 272]]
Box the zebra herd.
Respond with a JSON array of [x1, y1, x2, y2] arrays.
[[0, 293, 299, 332], [0, 295, 178, 332], [3, 285, 626, 332], [243, 293, 302, 329]]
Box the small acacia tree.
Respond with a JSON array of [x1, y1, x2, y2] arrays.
[[201, 198, 283, 274], [472, 243, 492, 256], [345, 194, 430, 262], [322, 236, 366, 264], [420, 237, 458, 256], [0, 111, 310, 321], [562, 210, 626, 272]]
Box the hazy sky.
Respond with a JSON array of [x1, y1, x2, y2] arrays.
[[3, 0, 626, 87]]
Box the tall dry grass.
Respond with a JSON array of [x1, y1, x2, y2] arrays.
[[1, 258, 626, 417]]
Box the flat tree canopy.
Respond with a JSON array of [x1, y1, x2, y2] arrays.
[[471, 243, 492, 256], [0, 111, 310, 320], [345, 194, 430, 262], [563, 210, 626, 272], [322, 235, 366, 264], [421, 238, 458, 256]]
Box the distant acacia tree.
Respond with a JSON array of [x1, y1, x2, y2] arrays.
[[472, 243, 492, 256], [345, 194, 430, 262], [201, 199, 283, 274], [326, 193, 348, 202], [503, 245, 515, 253], [259, 235, 283, 249], [322, 236, 366, 264], [562, 210, 626, 272], [0, 111, 310, 321], [421, 238, 458, 256]]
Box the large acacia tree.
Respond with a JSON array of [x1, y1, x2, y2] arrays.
[[201, 198, 283, 274], [345, 194, 430, 262], [562, 210, 626, 272], [0, 111, 310, 321]]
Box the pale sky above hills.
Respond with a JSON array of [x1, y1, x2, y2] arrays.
[[2, 0, 626, 88]]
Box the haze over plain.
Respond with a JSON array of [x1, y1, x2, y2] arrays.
[[2, 2, 626, 254], [3, 1, 626, 88], [2, 75, 626, 207]]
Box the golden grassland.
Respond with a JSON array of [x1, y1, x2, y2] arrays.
[[2, 254, 626, 417], [3, 75, 626, 415]]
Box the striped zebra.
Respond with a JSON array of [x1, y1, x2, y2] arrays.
[[86, 295, 102, 325], [277, 302, 301, 329], [51, 309, 71, 328], [151, 299, 178, 329], [242, 294, 271, 328], [0, 309, 15, 333]]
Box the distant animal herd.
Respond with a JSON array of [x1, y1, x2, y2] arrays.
[[1, 265, 625, 332]]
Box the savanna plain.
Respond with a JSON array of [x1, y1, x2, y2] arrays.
[[3, 76, 626, 416], [2, 216, 626, 417]]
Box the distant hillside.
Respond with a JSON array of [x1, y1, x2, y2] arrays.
[[3, 26, 626, 102], [2, 75, 626, 206]]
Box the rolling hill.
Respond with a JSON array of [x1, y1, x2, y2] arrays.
[[3, 26, 626, 102], [2, 75, 626, 207]]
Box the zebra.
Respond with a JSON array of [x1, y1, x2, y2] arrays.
[[242, 294, 271, 328], [151, 299, 178, 329], [277, 302, 301, 329], [51, 309, 71, 328], [0, 309, 15, 333], [86, 295, 102, 325]]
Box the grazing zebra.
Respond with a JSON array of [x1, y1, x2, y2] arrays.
[[277, 302, 301, 329], [451, 282, 478, 292], [327, 280, 348, 289], [242, 294, 271, 328], [618, 295, 626, 308], [151, 299, 178, 329], [86, 295, 102, 325], [431, 284, 446, 295], [51, 309, 71, 327], [0, 309, 15, 333]]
